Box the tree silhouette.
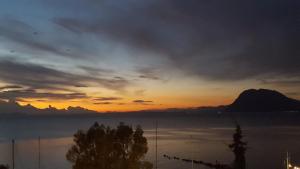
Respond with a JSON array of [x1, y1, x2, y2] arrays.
[[66, 122, 153, 169], [229, 124, 247, 169]]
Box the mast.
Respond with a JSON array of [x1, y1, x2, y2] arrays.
[[38, 137, 41, 169], [192, 158, 194, 169], [155, 121, 158, 169], [12, 139, 15, 169], [287, 152, 290, 169], [191, 135, 194, 169], [192, 153, 194, 169]]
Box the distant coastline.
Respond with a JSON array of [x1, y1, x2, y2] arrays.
[[0, 88, 300, 117]]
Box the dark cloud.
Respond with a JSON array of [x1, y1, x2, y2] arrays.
[[0, 59, 130, 91], [93, 102, 113, 105], [79, 66, 114, 76], [0, 17, 102, 59], [74, 84, 88, 88], [133, 100, 153, 105], [93, 101, 127, 105], [260, 78, 300, 87], [0, 59, 81, 90], [0, 89, 88, 101], [35, 99, 49, 102], [139, 75, 160, 80], [93, 97, 123, 101], [0, 18, 72, 57], [0, 85, 23, 90], [54, 0, 299, 81], [137, 67, 161, 80]]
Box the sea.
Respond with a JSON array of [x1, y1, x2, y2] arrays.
[[0, 113, 299, 169]]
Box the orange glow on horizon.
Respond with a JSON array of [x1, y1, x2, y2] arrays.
[[17, 95, 234, 112]]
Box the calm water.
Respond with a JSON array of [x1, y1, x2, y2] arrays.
[[0, 114, 299, 169]]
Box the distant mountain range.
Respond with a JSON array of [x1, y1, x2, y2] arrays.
[[0, 88, 299, 116], [0, 100, 98, 116]]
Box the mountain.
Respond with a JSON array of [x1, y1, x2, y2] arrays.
[[0, 100, 98, 116], [226, 89, 300, 112]]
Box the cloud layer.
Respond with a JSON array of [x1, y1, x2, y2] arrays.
[[0, 89, 88, 101], [0, 0, 299, 109], [0, 59, 130, 91], [54, 0, 299, 81]]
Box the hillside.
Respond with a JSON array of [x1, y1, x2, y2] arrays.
[[226, 89, 300, 112]]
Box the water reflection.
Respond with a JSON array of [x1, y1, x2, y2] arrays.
[[0, 117, 300, 169]]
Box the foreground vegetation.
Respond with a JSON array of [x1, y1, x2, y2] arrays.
[[67, 122, 153, 169]]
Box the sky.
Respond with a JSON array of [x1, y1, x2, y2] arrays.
[[0, 0, 299, 112]]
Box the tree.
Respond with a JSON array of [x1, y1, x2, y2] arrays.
[[229, 124, 247, 169], [66, 122, 153, 169]]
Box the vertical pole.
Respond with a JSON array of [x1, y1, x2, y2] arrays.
[[155, 121, 158, 169], [191, 135, 193, 169], [38, 137, 41, 169], [192, 154, 194, 169], [192, 158, 194, 169], [12, 139, 15, 169], [287, 152, 290, 169]]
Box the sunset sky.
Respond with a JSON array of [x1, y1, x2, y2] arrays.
[[0, 0, 299, 112]]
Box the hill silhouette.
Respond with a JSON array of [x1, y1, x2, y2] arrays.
[[226, 89, 300, 112], [0, 99, 98, 116]]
